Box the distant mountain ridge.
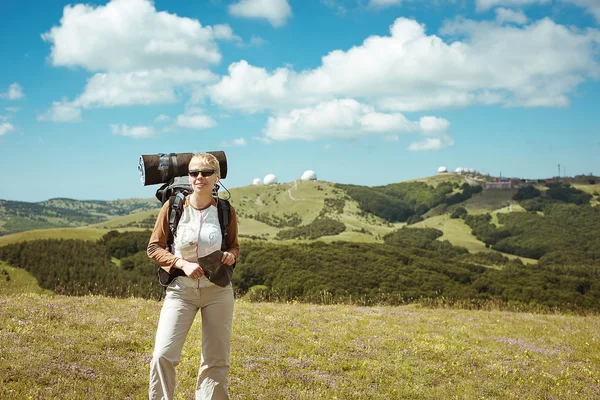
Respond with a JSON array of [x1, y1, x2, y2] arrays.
[[0, 197, 160, 236]]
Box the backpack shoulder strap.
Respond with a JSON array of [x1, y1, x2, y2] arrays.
[[167, 192, 186, 251], [217, 198, 230, 251]]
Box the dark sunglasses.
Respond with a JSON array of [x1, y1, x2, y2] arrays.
[[188, 169, 217, 178]]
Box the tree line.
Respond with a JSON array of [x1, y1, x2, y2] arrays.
[[1, 228, 598, 311], [336, 181, 482, 223], [461, 184, 600, 263]]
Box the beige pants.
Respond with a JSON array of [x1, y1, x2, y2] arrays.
[[149, 277, 234, 400]]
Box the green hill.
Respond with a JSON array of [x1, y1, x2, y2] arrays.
[[2, 174, 599, 268], [0, 197, 159, 236]]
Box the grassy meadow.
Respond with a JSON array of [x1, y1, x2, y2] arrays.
[[2, 175, 600, 398], [411, 214, 537, 265], [1, 289, 598, 399], [232, 180, 402, 242], [0, 227, 107, 246]]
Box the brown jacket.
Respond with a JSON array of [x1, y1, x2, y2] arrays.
[[147, 196, 240, 274]]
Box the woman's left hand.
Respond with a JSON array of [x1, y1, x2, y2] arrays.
[[221, 251, 236, 266]]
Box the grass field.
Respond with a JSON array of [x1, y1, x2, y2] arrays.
[[231, 181, 401, 242], [91, 209, 158, 229], [462, 189, 517, 214], [0, 262, 52, 295], [0, 227, 107, 246], [413, 215, 537, 265], [406, 172, 470, 187], [1, 291, 598, 399]]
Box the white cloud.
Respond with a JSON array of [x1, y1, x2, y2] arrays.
[[213, 24, 242, 41], [0, 115, 9, 121], [42, 0, 225, 71], [419, 116, 451, 133], [495, 7, 528, 24], [210, 17, 600, 114], [110, 123, 155, 138], [209, 61, 302, 113], [40, 0, 230, 122], [37, 101, 82, 122], [369, 0, 403, 7], [0, 83, 24, 100], [253, 135, 272, 144], [408, 116, 455, 151], [5, 107, 20, 112], [38, 68, 217, 119], [155, 114, 170, 123], [0, 123, 15, 136], [408, 136, 454, 151], [175, 108, 217, 129], [562, 0, 600, 22], [229, 0, 292, 28], [249, 35, 267, 47], [476, 0, 549, 12], [73, 68, 217, 108], [220, 137, 248, 147], [262, 98, 453, 150]]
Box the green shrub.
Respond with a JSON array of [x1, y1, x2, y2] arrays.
[[243, 285, 271, 302], [450, 207, 467, 219]]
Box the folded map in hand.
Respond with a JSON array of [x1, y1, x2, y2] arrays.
[[197, 250, 224, 279]]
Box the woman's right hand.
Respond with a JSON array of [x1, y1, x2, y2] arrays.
[[180, 260, 204, 279]]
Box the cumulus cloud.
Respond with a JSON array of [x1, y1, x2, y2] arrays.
[[220, 137, 248, 147], [155, 114, 170, 123], [229, 0, 292, 27], [262, 98, 453, 150], [175, 108, 217, 129], [249, 35, 267, 47], [210, 17, 600, 113], [0, 83, 24, 100], [408, 116, 455, 151], [40, 0, 228, 121], [563, 0, 600, 22], [42, 0, 226, 71], [408, 136, 454, 151], [495, 7, 528, 24], [110, 123, 155, 138], [0, 123, 15, 136], [71, 68, 217, 108], [476, 0, 549, 12], [37, 101, 82, 122], [209, 61, 302, 113], [213, 24, 242, 41]]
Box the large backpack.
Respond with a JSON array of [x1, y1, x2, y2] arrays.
[[154, 176, 232, 287]]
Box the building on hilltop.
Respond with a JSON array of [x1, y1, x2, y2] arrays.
[[486, 181, 512, 189]]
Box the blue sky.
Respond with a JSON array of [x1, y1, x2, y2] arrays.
[[1, 0, 599, 202]]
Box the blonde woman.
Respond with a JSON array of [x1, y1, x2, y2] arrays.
[[147, 153, 239, 399]]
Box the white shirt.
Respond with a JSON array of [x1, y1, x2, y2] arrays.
[[173, 203, 222, 287]]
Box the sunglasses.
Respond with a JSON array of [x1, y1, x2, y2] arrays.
[[188, 169, 217, 178]]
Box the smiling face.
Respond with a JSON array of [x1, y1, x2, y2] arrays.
[[188, 153, 220, 195]]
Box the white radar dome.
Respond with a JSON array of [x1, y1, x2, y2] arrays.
[[301, 170, 317, 180], [438, 166, 447, 173], [263, 174, 278, 185], [252, 178, 262, 185], [456, 167, 464, 173]]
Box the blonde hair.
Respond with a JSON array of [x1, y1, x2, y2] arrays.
[[190, 153, 220, 178]]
